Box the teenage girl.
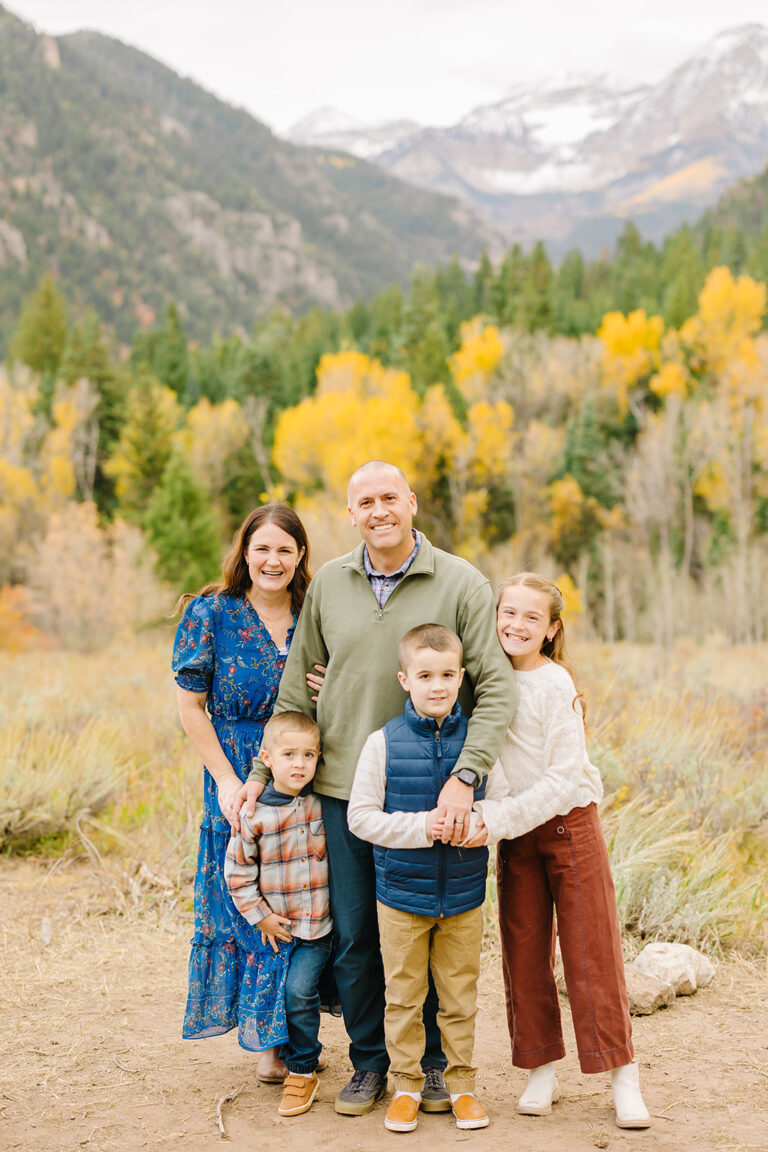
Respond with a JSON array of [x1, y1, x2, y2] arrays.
[[466, 572, 650, 1129]]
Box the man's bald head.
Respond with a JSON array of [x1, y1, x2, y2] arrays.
[[347, 461, 412, 506]]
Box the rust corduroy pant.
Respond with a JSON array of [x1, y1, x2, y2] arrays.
[[497, 802, 633, 1074]]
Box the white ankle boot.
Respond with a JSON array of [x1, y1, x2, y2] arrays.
[[611, 1062, 650, 1128], [517, 1062, 561, 1115]]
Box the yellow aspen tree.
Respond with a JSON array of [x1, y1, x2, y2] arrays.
[[680, 266, 766, 376], [273, 352, 422, 500], [597, 309, 665, 413], [416, 384, 466, 485], [450, 321, 505, 402]]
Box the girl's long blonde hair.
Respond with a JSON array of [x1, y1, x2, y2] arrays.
[[498, 571, 586, 723]]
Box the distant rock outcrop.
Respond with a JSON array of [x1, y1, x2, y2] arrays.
[[0, 5, 500, 346]]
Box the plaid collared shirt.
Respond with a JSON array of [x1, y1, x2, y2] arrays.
[[363, 530, 421, 608], [224, 792, 331, 940]]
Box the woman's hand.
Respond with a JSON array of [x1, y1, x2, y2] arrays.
[[217, 775, 246, 824], [228, 778, 266, 832], [306, 663, 327, 703]]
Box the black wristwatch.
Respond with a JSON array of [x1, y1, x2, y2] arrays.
[[454, 767, 480, 788]]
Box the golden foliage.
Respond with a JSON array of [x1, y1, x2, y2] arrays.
[[650, 360, 690, 399], [598, 309, 665, 410], [450, 321, 505, 400], [681, 266, 766, 375], [548, 475, 586, 539], [557, 571, 583, 619], [273, 351, 515, 519], [466, 400, 514, 483], [274, 354, 421, 499]]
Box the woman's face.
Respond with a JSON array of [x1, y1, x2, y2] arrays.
[[244, 522, 304, 599]]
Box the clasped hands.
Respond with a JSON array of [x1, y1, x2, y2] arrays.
[[426, 774, 488, 847]]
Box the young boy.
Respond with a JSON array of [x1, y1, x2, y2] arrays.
[[347, 624, 490, 1133], [224, 711, 331, 1118]]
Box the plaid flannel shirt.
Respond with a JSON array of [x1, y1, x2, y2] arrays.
[[363, 530, 421, 607], [224, 792, 331, 940]]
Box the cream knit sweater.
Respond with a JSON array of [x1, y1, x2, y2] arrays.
[[475, 661, 603, 846]]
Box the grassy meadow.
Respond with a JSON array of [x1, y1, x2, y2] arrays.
[[1, 633, 766, 955]]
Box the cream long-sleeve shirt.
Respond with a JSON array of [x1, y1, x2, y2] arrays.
[[475, 661, 603, 846], [347, 729, 434, 849]]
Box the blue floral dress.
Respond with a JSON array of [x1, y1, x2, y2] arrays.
[[172, 592, 295, 1052]]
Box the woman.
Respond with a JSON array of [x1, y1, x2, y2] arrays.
[[172, 503, 313, 1080]]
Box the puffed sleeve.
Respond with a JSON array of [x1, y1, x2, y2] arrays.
[[172, 596, 215, 693]]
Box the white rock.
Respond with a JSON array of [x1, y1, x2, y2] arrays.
[[633, 942, 715, 995], [624, 964, 676, 1015]]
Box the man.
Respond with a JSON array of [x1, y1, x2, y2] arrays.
[[237, 461, 516, 1115]]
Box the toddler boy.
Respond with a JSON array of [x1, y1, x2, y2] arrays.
[[225, 711, 331, 1117], [347, 624, 490, 1133]]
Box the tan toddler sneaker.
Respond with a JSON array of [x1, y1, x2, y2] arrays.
[[278, 1072, 320, 1116]]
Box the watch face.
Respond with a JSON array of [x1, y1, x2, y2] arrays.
[[458, 769, 478, 787]]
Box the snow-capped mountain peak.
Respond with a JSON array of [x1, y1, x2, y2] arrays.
[[282, 24, 768, 257]]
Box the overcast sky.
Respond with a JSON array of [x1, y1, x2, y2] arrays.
[[7, 1, 768, 131]]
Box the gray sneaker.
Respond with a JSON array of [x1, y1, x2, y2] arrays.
[[420, 1066, 451, 1112], [335, 1069, 387, 1115]]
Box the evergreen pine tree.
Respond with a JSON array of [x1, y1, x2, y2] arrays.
[[398, 266, 450, 391], [11, 273, 68, 376], [155, 302, 190, 399], [106, 368, 180, 519], [518, 242, 554, 333], [490, 244, 526, 326], [472, 251, 494, 315], [144, 445, 222, 591]]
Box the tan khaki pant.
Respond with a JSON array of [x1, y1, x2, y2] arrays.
[[377, 901, 483, 1095]]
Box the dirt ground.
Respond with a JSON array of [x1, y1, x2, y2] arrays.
[[1, 858, 767, 1152]]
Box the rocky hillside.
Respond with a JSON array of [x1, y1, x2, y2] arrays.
[[289, 25, 768, 258], [0, 6, 500, 346]]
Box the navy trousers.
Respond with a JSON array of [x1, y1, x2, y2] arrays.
[[321, 795, 446, 1074]]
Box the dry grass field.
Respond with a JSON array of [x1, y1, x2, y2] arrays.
[[1, 635, 767, 1150]]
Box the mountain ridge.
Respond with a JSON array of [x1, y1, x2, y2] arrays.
[[0, 5, 501, 345], [288, 24, 768, 258]]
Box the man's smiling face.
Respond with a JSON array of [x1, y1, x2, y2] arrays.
[[347, 464, 418, 568]]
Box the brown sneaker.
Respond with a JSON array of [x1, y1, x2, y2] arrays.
[[278, 1072, 320, 1116], [451, 1094, 489, 1130], [384, 1094, 420, 1132]]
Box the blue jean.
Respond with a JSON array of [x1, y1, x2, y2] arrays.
[[321, 795, 446, 1075], [283, 933, 334, 1074]]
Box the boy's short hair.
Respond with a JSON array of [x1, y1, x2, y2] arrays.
[[261, 710, 320, 751], [398, 624, 463, 671]]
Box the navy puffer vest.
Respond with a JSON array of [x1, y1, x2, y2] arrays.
[[372, 699, 489, 917]]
